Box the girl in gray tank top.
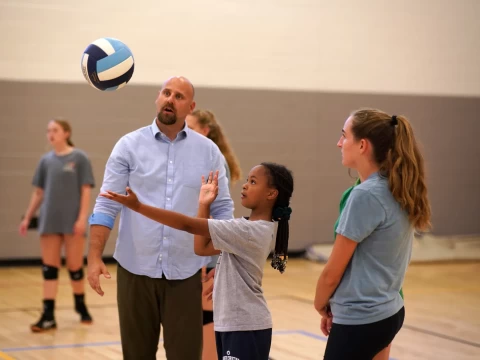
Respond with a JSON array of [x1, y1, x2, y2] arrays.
[[101, 162, 294, 360], [19, 119, 95, 333], [314, 108, 432, 360]]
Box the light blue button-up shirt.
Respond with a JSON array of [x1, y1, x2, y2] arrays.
[[89, 119, 234, 280]]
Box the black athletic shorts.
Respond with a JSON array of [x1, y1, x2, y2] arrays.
[[324, 307, 405, 360]]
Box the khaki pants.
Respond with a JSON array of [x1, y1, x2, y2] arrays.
[[117, 263, 203, 360]]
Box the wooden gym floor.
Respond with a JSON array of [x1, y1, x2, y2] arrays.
[[0, 259, 479, 360]]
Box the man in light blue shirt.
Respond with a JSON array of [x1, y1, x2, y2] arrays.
[[86, 76, 234, 360]]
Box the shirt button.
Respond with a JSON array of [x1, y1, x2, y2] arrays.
[[167, 197, 170, 201], [169, 160, 173, 164], [168, 179, 172, 182], [163, 237, 166, 240], [159, 254, 162, 260]]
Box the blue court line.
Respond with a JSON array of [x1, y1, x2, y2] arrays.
[[1, 340, 123, 352], [0, 330, 397, 359]]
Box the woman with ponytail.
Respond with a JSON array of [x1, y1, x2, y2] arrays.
[[19, 118, 95, 332], [314, 108, 431, 359], [100, 162, 294, 360], [333, 177, 404, 360]]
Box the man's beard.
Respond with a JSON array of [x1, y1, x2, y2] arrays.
[[157, 111, 177, 125]]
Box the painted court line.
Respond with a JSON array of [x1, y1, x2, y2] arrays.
[[277, 295, 480, 350], [0, 330, 397, 359], [1, 340, 123, 352]]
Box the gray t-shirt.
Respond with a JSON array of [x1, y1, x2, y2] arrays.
[[208, 217, 276, 332], [32, 149, 95, 235], [331, 172, 413, 325]]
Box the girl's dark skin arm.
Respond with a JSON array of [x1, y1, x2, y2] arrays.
[[194, 203, 221, 256], [100, 171, 221, 254]]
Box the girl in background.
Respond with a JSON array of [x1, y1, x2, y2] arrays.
[[19, 118, 95, 332]]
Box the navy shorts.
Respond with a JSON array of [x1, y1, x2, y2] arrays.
[[215, 328, 272, 360]]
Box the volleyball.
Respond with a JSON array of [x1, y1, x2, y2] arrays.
[[81, 37, 134, 91]]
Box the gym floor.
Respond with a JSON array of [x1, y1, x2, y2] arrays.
[[0, 259, 479, 360]]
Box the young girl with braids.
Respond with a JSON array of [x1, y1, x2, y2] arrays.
[[314, 108, 431, 359], [101, 162, 294, 360]]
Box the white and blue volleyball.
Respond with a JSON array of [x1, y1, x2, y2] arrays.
[[81, 38, 134, 91]]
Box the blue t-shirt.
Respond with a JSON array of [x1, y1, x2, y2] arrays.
[[331, 172, 413, 325]]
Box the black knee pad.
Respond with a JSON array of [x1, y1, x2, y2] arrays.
[[69, 268, 84, 281], [42, 264, 59, 280]]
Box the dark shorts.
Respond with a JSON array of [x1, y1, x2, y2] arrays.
[[203, 266, 215, 326], [324, 307, 405, 360], [203, 310, 214, 325], [215, 328, 272, 360]]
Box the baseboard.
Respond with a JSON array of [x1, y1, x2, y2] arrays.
[[305, 234, 480, 263], [269, 250, 305, 259], [0, 250, 306, 267], [0, 256, 118, 267]]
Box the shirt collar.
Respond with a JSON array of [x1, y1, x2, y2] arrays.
[[150, 118, 189, 141]]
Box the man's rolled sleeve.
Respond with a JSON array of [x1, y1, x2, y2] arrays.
[[89, 138, 131, 229]]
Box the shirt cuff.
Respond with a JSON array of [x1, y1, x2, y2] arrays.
[[88, 213, 115, 229]]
